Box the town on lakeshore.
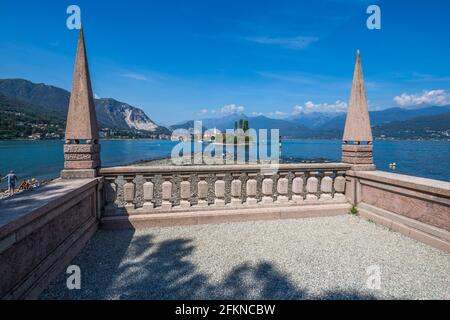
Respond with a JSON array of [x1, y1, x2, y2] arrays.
[[0, 1, 449, 307]]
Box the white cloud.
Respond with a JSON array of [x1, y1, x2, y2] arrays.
[[247, 36, 319, 50], [394, 90, 450, 108], [292, 100, 348, 115], [94, 93, 100, 99], [220, 104, 245, 115], [200, 109, 209, 114], [121, 73, 148, 81]]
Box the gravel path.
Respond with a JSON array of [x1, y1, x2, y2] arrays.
[[41, 215, 450, 300]]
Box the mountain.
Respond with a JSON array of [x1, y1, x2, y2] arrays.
[[0, 94, 66, 139], [201, 113, 247, 131], [289, 112, 341, 129], [316, 106, 450, 131], [0, 79, 170, 135], [95, 98, 163, 132], [0, 79, 69, 117], [373, 112, 450, 139], [174, 105, 450, 140], [169, 120, 207, 133], [175, 114, 314, 138]]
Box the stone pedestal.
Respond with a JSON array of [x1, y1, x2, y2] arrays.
[[61, 143, 101, 179], [342, 144, 376, 171]]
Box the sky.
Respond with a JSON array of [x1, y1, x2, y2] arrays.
[[0, 0, 450, 125]]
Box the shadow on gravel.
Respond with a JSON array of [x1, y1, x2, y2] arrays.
[[41, 231, 377, 300]]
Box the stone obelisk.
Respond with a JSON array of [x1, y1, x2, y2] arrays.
[[61, 28, 101, 179], [342, 50, 376, 171]]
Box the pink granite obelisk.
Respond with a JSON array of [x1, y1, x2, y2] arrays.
[[342, 50, 376, 171], [61, 28, 101, 179]]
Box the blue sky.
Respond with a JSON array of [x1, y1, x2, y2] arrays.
[[0, 0, 450, 125]]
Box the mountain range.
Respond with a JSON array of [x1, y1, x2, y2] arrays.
[[172, 106, 450, 140], [1, 78, 449, 140], [0, 79, 170, 139]]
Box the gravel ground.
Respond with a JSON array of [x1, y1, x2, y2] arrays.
[[41, 215, 450, 300]]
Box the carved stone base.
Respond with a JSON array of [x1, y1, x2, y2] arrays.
[[292, 195, 304, 204], [275, 196, 289, 204], [143, 202, 154, 211], [261, 196, 274, 204], [62, 144, 101, 179], [320, 194, 333, 201], [179, 200, 191, 209], [230, 198, 242, 206], [161, 201, 172, 211], [197, 200, 208, 208], [61, 169, 98, 179], [214, 199, 226, 207], [342, 144, 376, 171]]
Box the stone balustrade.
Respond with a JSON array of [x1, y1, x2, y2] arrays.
[[100, 163, 351, 215]]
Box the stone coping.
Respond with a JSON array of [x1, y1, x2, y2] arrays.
[[100, 163, 352, 175], [0, 178, 99, 240], [347, 170, 450, 198]]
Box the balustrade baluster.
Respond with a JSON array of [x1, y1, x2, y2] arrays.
[[292, 172, 305, 203], [123, 177, 135, 210], [214, 174, 226, 207], [179, 175, 191, 209], [230, 173, 242, 206], [334, 172, 347, 201], [161, 175, 173, 210], [320, 172, 333, 200], [246, 173, 258, 205], [276, 172, 289, 204], [261, 173, 274, 204], [306, 172, 319, 201], [197, 175, 209, 207], [143, 176, 154, 210]]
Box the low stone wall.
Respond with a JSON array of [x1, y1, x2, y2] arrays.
[[0, 178, 102, 300], [99, 163, 352, 229], [346, 171, 450, 252]]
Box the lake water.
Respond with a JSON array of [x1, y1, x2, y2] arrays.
[[1, 139, 449, 188]]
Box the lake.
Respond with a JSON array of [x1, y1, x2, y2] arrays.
[[1, 139, 449, 188]]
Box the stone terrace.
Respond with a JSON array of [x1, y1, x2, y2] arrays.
[[41, 216, 450, 300], [1, 30, 449, 300]]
